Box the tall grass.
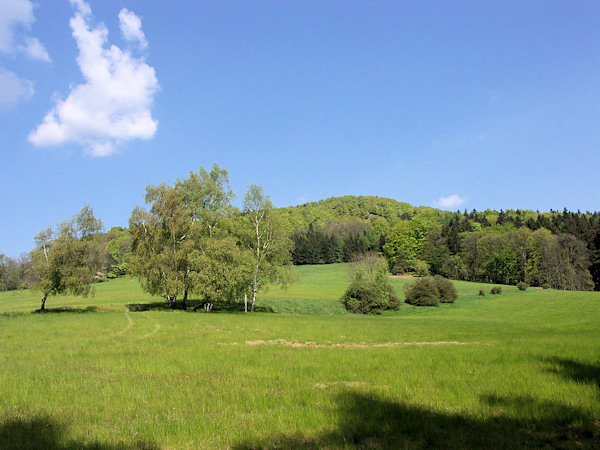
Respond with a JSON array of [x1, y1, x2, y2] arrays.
[[0, 264, 598, 447]]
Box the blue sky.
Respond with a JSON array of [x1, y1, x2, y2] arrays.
[[1, 0, 599, 257]]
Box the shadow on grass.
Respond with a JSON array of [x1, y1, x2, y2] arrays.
[[234, 391, 599, 449], [126, 299, 274, 313], [33, 306, 101, 314], [0, 415, 156, 449], [546, 357, 600, 389]]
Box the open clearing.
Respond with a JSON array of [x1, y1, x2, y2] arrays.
[[0, 264, 598, 448]]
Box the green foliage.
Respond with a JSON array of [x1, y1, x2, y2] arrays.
[[432, 275, 458, 303], [479, 289, 485, 296], [105, 227, 131, 278], [403, 275, 458, 306], [341, 254, 400, 314], [404, 277, 440, 306], [30, 208, 103, 310], [188, 235, 253, 308], [517, 281, 528, 291], [491, 286, 502, 295], [414, 260, 430, 277], [242, 184, 294, 312], [383, 217, 441, 273]]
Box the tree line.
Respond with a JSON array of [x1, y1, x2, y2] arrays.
[[2, 186, 600, 300], [281, 202, 600, 291]]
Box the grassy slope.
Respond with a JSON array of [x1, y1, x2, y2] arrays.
[[0, 265, 598, 448]]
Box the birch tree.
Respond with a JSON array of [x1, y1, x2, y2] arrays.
[[30, 208, 102, 312], [129, 185, 192, 308], [242, 184, 293, 312]]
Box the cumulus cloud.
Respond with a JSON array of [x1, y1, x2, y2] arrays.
[[434, 194, 467, 210], [0, 0, 50, 61], [29, 0, 159, 156], [118, 8, 147, 49], [0, 67, 33, 107]]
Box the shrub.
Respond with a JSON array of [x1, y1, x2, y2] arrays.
[[490, 286, 502, 295], [479, 289, 485, 296], [517, 281, 528, 291], [404, 277, 440, 306], [432, 275, 458, 303], [413, 260, 430, 277], [341, 254, 401, 314]]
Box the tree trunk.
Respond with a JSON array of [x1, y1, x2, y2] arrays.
[[251, 275, 257, 312], [244, 293, 248, 313], [39, 293, 48, 312], [182, 288, 188, 310], [167, 294, 177, 309]]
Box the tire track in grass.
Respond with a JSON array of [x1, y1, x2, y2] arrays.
[[136, 312, 161, 340], [111, 311, 134, 336]]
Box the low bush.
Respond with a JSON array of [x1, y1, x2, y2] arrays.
[[517, 281, 528, 291], [491, 286, 502, 295], [341, 282, 400, 314], [433, 275, 458, 303], [479, 289, 485, 296], [404, 276, 460, 306], [341, 254, 401, 314], [404, 277, 440, 306]]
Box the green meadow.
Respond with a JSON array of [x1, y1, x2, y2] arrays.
[[0, 264, 598, 448]]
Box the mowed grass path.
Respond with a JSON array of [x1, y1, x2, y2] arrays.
[[0, 264, 599, 448]]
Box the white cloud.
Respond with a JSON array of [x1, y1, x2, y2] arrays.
[[22, 36, 50, 62], [0, 0, 49, 61], [434, 194, 467, 210], [118, 8, 147, 49], [29, 0, 159, 156], [0, 67, 33, 107], [0, 0, 34, 53]]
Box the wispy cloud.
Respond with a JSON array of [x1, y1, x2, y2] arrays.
[[0, 0, 50, 60], [21, 36, 50, 62], [118, 8, 148, 49], [0, 0, 49, 110], [0, 67, 33, 107], [29, 0, 159, 156], [0, 0, 33, 53], [434, 194, 467, 210]]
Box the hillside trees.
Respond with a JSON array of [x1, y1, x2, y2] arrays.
[[0, 254, 32, 291], [383, 216, 440, 274], [30, 208, 103, 311], [104, 227, 132, 278]]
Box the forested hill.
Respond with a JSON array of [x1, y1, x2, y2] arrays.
[[276, 195, 451, 230], [274, 195, 546, 230], [276, 196, 600, 291]]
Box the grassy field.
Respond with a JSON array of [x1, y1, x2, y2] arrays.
[[0, 264, 599, 448]]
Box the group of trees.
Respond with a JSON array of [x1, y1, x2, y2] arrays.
[[290, 221, 383, 265], [0, 254, 34, 291], [18, 165, 291, 312], [127, 165, 292, 311]]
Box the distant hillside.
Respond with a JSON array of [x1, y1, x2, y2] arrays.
[[275, 195, 450, 231]]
